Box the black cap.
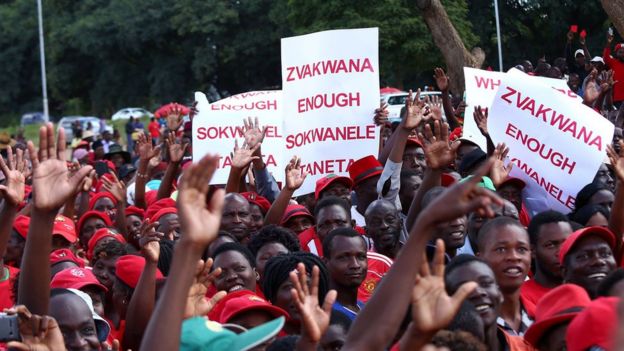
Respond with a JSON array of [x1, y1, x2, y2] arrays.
[[458, 148, 486, 175]]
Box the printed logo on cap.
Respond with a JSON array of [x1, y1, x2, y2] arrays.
[[70, 268, 86, 277], [248, 295, 265, 302], [205, 320, 224, 332]]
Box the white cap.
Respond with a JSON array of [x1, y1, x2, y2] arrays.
[[575, 49, 585, 57], [591, 56, 605, 64]]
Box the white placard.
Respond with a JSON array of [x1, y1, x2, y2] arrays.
[[463, 67, 582, 150], [281, 28, 380, 195], [488, 68, 613, 213], [192, 90, 284, 184]]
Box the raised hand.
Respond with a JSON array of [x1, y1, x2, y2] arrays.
[[177, 154, 224, 246], [419, 121, 459, 170], [607, 141, 624, 181], [433, 67, 449, 92], [285, 156, 307, 191], [4, 305, 65, 351], [139, 220, 163, 263], [490, 143, 513, 187], [28, 124, 92, 212], [101, 172, 127, 203], [243, 117, 267, 150], [473, 105, 489, 137], [374, 102, 389, 127], [184, 258, 226, 318], [166, 103, 185, 131], [419, 158, 504, 226], [166, 131, 188, 163], [290, 263, 337, 343], [411, 240, 477, 334], [230, 139, 260, 170], [427, 95, 443, 121], [403, 89, 426, 131], [0, 147, 26, 206], [136, 132, 160, 161]]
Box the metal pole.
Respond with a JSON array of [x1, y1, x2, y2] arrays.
[[494, 0, 503, 72], [36, 0, 49, 121]]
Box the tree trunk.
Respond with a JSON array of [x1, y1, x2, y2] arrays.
[[416, 0, 484, 94], [601, 0, 624, 38]]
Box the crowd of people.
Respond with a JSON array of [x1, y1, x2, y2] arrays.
[[0, 29, 623, 351]]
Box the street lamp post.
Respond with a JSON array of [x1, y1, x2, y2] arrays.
[[494, 0, 504, 72], [36, 0, 49, 121]]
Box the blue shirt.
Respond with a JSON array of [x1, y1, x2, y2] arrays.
[[332, 300, 364, 321]]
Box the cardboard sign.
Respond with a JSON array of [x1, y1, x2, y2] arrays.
[[463, 67, 582, 150], [281, 28, 380, 195], [192, 90, 284, 184], [488, 68, 614, 213]]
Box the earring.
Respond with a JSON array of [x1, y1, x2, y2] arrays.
[[256, 271, 260, 281]]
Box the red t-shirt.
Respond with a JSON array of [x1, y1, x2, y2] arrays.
[[520, 279, 552, 319], [604, 47, 624, 102], [0, 265, 19, 311], [148, 121, 161, 138], [358, 252, 393, 303]]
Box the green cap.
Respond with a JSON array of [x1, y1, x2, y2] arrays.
[[459, 175, 496, 191], [181, 316, 285, 351]]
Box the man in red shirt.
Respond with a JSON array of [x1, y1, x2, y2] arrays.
[[147, 117, 161, 145], [603, 33, 624, 106], [521, 211, 573, 318], [299, 196, 352, 256]]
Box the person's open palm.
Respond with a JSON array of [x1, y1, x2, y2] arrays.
[[0, 147, 26, 206], [230, 139, 260, 169], [420, 121, 459, 170], [166, 131, 188, 163], [5, 305, 66, 351], [411, 240, 477, 334], [177, 154, 224, 246], [29, 124, 92, 212], [490, 143, 513, 187], [137, 132, 160, 161], [101, 172, 126, 203], [285, 156, 307, 191], [473, 106, 489, 136], [434, 68, 449, 91], [290, 263, 337, 342], [403, 89, 426, 131], [243, 117, 267, 150], [184, 258, 226, 318]]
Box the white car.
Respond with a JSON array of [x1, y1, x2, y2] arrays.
[[382, 91, 444, 122], [111, 107, 154, 121]]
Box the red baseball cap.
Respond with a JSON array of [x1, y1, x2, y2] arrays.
[[314, 174, 353, 200], [87, 228, 127, 261], [280, 205, 314, 225], [50, 249, 85, 268], [499, 177, 526, 190], [208, 289, 256, 322], [218, 293, 289, 324], [559, 226, 616, 265], [241, 192, 271, 214], [524, 284, 591, 346], [150, 207, 177, 223], [53, 215, 77, 243], [441, 173, 457, 187], [348, 155, 383, 185], [145, 198, 177, 221], [145, 190, 159, 207], [449, 127, 463, 142], [115, 255, 164, 288], [88, 192, 118, 211], [406, 138, 423, 148], [77, 211, 113, 234], [13, 215, 30, 239], [565, 297, 619, 351], [125, 206, 145, 218], [50, 267, 108, 292]]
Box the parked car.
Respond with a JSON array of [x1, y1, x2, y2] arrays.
[[58, 116, 113, 142], [111, 107, 154, 121], [381, 91, 445, 122], [20, 112, 49, 127]]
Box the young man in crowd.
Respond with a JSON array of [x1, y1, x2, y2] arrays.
[[521, 211, 573, 317]]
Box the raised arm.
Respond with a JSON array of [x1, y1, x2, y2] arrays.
[[225, 139, 260, 193], [434, 68, 459, 131], [264, 156, 307, 225], [342, 159, 502, 351], [405, 121, 459, 231], [157, 132, 187, 200], [0, 148, 26, 263], [134, 132, 160, 209], [101, 172, 128, 237], [140, 154, 225, 351], [607, 141, 624, 255], [123, 222, 162, 351], [18, 124, 92, 314], [473, 106, 496, 155]]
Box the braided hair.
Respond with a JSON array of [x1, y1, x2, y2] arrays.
[[262, 252, 329, 305]]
